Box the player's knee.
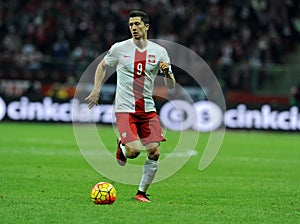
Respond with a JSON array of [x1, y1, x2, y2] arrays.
[[125, 146, 141, 159], [147, 147, 160, 161]]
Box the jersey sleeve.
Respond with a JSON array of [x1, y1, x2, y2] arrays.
[[104, 43, 119, 67], [160, 47, 173, 74]]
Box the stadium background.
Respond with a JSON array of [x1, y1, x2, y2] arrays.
[[1, 0, 300, 107]]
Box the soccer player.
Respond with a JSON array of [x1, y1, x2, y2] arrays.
[[85, 10, 176, 202]]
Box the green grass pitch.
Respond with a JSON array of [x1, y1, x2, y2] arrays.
[[0, 122, 299, 223]]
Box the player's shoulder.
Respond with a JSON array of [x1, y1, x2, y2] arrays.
[[148, 40, 166, 50], [112, 39, 132, 49]]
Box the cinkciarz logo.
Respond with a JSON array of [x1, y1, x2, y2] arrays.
[[0, 97, 6, 121], [72, 40, 226, 185]]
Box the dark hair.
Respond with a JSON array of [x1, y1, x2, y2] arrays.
[[128, 10, 149, 24]]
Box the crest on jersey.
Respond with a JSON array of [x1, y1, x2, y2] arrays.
[[148, 54, 156, 63]]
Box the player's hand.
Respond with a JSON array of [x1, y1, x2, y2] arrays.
[[160, 61, 175, 89], [85, 90, 100, 109], [160, 61, 169, 76]]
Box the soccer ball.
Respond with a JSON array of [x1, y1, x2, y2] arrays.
[[90, 182, 117, 205]]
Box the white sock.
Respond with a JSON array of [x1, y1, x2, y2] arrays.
[[120, 144, 127, 158], [138, 158, 158, 192]]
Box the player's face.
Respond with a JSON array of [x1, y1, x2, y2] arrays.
[[129, 17, 149, 40]]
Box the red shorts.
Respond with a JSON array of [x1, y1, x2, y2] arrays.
[[115, 112, 166, 145]]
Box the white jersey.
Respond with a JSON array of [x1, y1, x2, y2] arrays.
[[104, 38, 171, 113]]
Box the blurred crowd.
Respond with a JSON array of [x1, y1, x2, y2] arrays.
[[1, 0, 300, 92]]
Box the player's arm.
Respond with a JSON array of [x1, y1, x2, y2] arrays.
[[85, 59, 107, 109], [160, 61, 176, 89]]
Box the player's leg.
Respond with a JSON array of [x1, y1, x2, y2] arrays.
[[120, 140, 141, 158], [116, 139, 141, 166], [136, 142, 160, 202], [136, 112, 165, 202]]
